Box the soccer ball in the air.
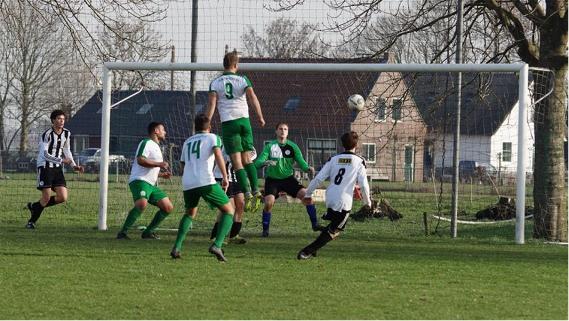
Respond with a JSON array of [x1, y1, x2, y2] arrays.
[[347, 94, 365, 111]]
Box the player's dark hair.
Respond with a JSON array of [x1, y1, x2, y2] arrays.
[[147, 121, 165, 134], [341, 131, 358, 150], [194, 113, 211, 131], [50, 109, 66, 122], [275, 122, 288, 130], [223, 51, 239, 69]]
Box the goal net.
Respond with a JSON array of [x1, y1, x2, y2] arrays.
[[89, 61, 535, 243], [0, 1, 562, 246]]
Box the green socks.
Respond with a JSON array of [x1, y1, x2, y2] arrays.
[[244, 163, 259, 193], [235, 168, 251, 194], [214, 213, 234, 248], [174, 215, 193, 251], [236, 162, 258, 194], [120, 207, 142, 233], [144, 210, 169, 234]]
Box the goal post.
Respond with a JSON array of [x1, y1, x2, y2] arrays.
[[98, 62, 529, 244]]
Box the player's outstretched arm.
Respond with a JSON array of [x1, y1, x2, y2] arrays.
[[246, 87, 265, 127], [357, 165, 372, 207], [305, 161, 331, 199], [291, 141, 311, 173], [213, 147, 229, 191], [205, 92, 217, 120], [253, 143, 270, 168]]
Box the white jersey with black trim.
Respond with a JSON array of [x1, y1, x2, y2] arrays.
[[209, 72, 252, 122], [129, 138, 163, 185], [36, 127, 76, 168], [213, 146, 257, 182], [305, 152, 371, 212], [181, 132, 223, 190]]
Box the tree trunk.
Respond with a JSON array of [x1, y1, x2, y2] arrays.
[[0, 110, 5, 151], [19, 113, 29, 157], [19, 91, 29, 157], [533, 1, 568, 242]]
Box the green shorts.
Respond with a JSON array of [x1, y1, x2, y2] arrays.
[[221, 117, 254, 154], [183, 183, 230, 209], [129, 180, 167, 205]]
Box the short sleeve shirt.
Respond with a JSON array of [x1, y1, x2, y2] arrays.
[[209, 72, 252, 122], [181, 132, 223, 190], [129, 138, 163, 185]]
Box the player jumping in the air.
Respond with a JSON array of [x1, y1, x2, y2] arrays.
[[116, 122, 174, 240], [254, 122, 324, 237], [206, 51, 265, 213], [26, 109, 84, 229], [297, 131, 371, 259], [171, 114, 234, 262]]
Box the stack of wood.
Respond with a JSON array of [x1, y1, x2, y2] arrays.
[[351, 199, 403, 222], [475, 197, 516, 220]]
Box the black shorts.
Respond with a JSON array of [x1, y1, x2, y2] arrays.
[[322, 208, 351, 232], [264, 176, 304, 199], [215, 179, 243, 197], [36, 166, 66, 190]]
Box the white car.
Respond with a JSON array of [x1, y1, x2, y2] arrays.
[[77, 148, 128, 173]]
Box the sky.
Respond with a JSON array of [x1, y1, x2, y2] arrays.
[[156, 0, 335, 63]]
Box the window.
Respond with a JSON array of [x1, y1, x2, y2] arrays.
[[362, 143, 376, 163], [283, 96, 301, 111], [502, 142, 512, 162], [306, 138, 337, 169], [374, 98, 386, 122], [392, 98, 402, 121], [136, 103, 153, 114]]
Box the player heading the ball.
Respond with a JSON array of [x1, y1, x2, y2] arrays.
[[206, 51, 265, 213]]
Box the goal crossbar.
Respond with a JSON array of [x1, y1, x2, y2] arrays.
[[99, 62, 529, 244]]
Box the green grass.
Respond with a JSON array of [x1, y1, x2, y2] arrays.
[[0, 175, 566, 319]]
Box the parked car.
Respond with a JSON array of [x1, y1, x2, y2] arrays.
[[475, 162, 498, 183], [435, 161, 498, 184], [459, 160, 497, 183], [76, 148, 100, 165], [76, 148, 129, 173]]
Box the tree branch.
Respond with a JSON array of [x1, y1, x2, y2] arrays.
[[475, 0, 539, 65]]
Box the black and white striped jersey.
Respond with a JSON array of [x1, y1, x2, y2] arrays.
[[305, 151, 371, 212], [213, 147, 257, 182], [36, 127, 76, 168]]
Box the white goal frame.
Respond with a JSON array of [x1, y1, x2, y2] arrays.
[[98, 62, 529, 244]]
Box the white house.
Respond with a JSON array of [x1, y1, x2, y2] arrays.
[[407, 72, 531, 181], [431, 100, 534, 174]]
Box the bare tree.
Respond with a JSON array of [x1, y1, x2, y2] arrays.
[[272, 0, 567, 241], [13, 0, 167, 70], [98, 19, 171, 90], [0, 19, 15, 152], [45, 55, 96, 118], [1, 0, 74, 156], [242, 17, 328, 58]]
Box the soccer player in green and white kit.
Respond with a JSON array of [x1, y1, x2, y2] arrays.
[[254, 122, 324, 237], [206, 51, 265, 213], [170, 114, 234, 262], [117, 122, 174, 240]]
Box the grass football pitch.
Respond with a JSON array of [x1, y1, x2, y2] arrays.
[[0, 174, 567, 319]]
